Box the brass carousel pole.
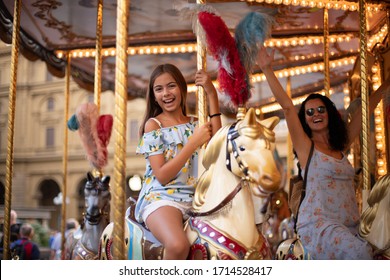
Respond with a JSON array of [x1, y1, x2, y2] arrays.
[[60, 53, 71, 260], [3, 0, 21, 260], [94, 0, 103, 112], [359, 0, 370, 209], [93, 0, 104, 178], [196, 0, 207, 174], [112, 0, 129, 260], [286, 76, 294, 184], [323, 7, 330, 97]]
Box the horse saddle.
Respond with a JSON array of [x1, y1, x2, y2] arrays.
[[125, 204, 164, 260]]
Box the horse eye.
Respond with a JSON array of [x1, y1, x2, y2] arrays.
[[239, 145, 246, 151]]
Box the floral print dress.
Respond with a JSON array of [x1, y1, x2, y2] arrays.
[[135, 118, 198, 223], [297, 149, 373, 259]]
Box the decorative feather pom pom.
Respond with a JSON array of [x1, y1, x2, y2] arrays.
[[197, 11, 250, 107], [67, 114, 79, 131], [234, 11, 274, 74], [97, 115, 113, 147], [69, 103, 113, 170]]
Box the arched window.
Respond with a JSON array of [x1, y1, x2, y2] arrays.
[[38, 179, 60, 229]]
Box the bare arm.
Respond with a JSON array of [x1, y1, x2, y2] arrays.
[[346, 77, 390, 149], [145, 119, 212, 185], [257, 46, 312, 166], [195, 69, 222, 135]]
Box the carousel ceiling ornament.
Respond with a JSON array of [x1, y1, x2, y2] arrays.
[[0, 0, 389, 114]]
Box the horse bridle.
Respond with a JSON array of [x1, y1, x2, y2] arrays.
[[187, 123, 250, 217], [84, 179, 110, 224], [226, 122, 250, 179]]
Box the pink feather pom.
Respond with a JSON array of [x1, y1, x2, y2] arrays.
[[75, 103, 110, 169]]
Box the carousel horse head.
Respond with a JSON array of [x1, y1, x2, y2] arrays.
[[83, 172, 111, 226], [193, 108, 282, 210], [186, 108, 281, 260], [65, 172, 111, 260], [359, 173, 390, 259]]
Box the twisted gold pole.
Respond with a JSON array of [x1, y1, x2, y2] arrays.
[[196, 0, 207, 174], [196, 0, 207, 127], [3, 0, 21, 260], [323, 7, 330, 97], [94, 0, 103, 112], [286, 76, 294, 182], [359, 0, 370, 196], [60, 53, 71, 260], [113, 0, 129, 260]]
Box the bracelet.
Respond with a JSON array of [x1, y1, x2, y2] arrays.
[[209, 113, 221, 119]]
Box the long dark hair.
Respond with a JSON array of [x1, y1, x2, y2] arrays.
[[298, 93, 348, 151], [139, 64, 188, 137]]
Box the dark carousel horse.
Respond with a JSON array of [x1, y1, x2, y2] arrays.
[[65, 172, 111, 260], [99, 108, 282, 260]]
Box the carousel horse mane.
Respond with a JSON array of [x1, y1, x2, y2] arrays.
[[193, 125, 230, 209], [359, 173, 390, 256]]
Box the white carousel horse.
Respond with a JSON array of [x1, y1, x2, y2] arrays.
[[99, 108, 282, 260], [65, 172, 111, 260], [359, 173, 390, 259]]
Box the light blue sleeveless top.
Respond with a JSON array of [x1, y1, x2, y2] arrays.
[[135, 118, 198, 223]]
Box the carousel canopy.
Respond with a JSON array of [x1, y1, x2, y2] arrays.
[[0, 0, 389, 115]]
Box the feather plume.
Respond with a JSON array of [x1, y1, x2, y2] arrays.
[[234, 11, 274, 74], [69, 103, 113, 170], [197, 11, 249, 107]]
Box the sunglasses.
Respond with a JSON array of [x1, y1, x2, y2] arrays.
[[305, 106, 326, 116]]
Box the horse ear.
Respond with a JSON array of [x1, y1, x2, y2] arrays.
[[259, 116, 280, 131], [242, 107, 257, 126], [87, 172, 94, 181], [102, 175, 110, 184]]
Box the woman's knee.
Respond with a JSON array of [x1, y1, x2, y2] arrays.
[[165, 236, 190, 256]]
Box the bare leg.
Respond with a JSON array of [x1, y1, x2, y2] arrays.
[[146, 206, 189, 260]]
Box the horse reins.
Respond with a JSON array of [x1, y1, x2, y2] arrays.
[[186, 181, 244, 217], [187, 123, 250, 218]]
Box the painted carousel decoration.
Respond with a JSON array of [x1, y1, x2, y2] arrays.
[[65, 103, 113, 260]]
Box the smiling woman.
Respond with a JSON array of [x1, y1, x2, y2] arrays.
[[134, 63, 221, 259], [257, 45, 390, 259]]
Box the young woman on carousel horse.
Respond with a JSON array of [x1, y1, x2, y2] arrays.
[[135, 64, 221, 259]]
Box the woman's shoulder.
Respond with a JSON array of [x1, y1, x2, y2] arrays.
[[144, 118, 162, 133]]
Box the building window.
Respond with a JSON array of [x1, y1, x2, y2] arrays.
[[129, 119, 139, 143], [46, 127, 55, 147], [46, 70, 53, 82], [88, 95, 94, 103], [47, 97, 54, 111]]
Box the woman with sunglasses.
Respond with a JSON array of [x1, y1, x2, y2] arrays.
[[257, 46, 390, 259]]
